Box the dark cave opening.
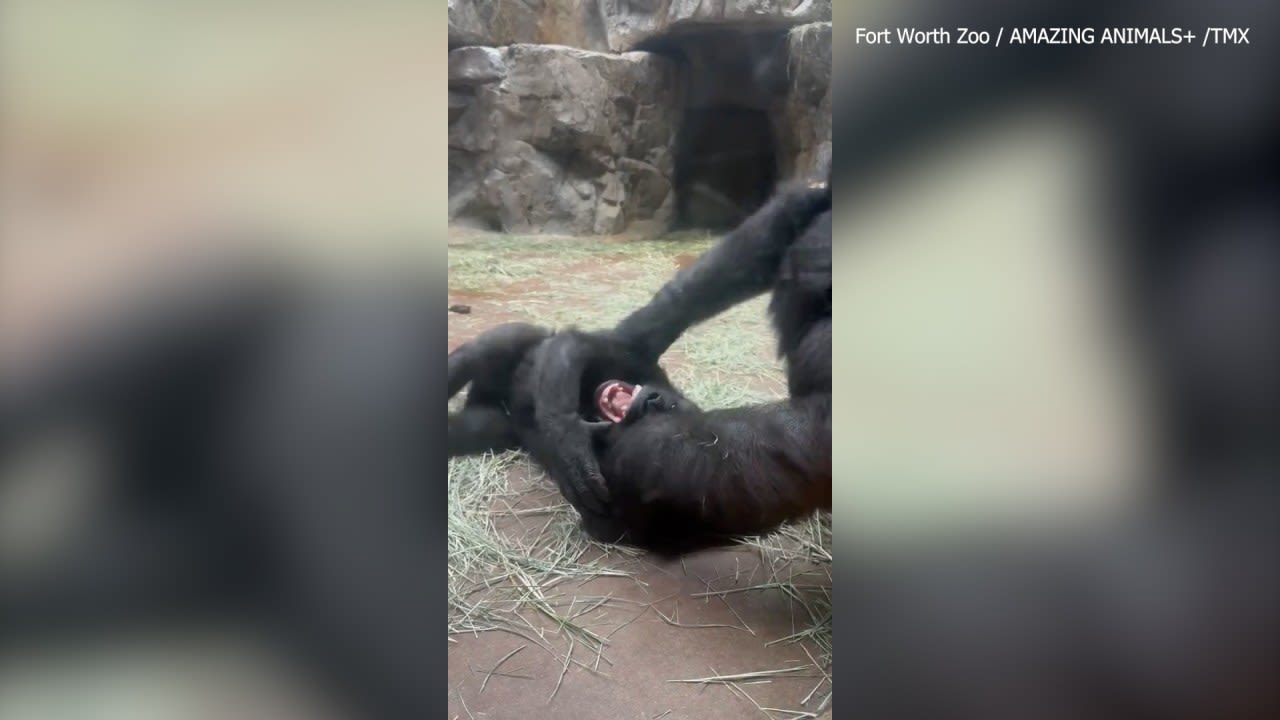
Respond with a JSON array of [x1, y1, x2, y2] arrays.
[[638, 25, 792, 232], [674, 104, 779, 231]]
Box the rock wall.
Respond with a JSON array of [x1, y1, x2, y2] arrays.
[[449, 0, 613, 52], [773, 21, 832, 181], [447, 1, 832, 237], [600, 0, 830, 53], [450, 0, 831, 52], [449, 45, 680, 235]]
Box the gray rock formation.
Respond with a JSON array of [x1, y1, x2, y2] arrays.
[[774, 21, 831, 181], [449, 44, 680, 235], [601, 0, 830, 52], [448, 0, 613, 51], [449, 0, 830, 52], [449, 46, 508, 87], [447, 2, 831, 237], [447, 0, 490, 48]]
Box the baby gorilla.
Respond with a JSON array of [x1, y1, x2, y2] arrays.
[[449, 322, 828, 556], [447, 323, 694, 460]]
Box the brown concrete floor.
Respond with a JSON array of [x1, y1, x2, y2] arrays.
[[447, 468, 831, 720]]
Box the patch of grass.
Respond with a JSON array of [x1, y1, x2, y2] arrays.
[[448, 232, 716, 297]]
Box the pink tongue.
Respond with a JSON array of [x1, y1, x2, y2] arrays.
[[597, 381, 637, 423], [611, 388, 634, 417]]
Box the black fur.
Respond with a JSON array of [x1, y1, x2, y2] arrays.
[[447, 323, 690, 516], [523, 179, 834, 554]]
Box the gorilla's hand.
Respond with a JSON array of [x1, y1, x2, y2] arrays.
[[526, 331, 615, 515], [614, 178, 832, 364]]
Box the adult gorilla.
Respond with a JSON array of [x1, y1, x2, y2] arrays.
[[524, 177, 834, 553]]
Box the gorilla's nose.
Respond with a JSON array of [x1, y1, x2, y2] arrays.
[[642, 390, 665, 413]]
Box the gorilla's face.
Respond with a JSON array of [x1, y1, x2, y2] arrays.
[[593, 379, 699, 425]]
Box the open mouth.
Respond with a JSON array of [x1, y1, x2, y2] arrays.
[[594, 380, 641, 423]]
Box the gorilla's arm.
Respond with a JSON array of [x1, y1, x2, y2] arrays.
[[523, 330, 616, 514], [592, 394, 832, 555], [613, 181, 832, 363]]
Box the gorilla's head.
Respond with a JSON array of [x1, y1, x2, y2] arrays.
[[592, 379, 699, 425]]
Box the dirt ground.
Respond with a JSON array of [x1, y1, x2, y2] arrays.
[[446, 232, 832, 720], [448, 497, 831, 720]]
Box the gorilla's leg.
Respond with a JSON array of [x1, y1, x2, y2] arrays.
[[447, 323, 551, 457], [447, 323, 549, 400]]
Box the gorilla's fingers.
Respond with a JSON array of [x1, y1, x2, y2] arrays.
[[552, 415, 611, 513], [560, 451, 611, 517], [520, 421, 609, 516], [581, 419, 613, 435]]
